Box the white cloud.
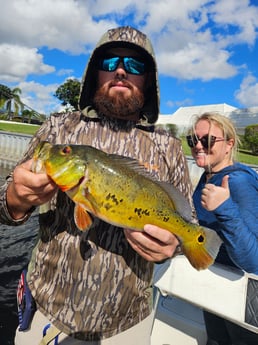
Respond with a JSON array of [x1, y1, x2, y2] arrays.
[[0, 44, 54, 82], [57, 69, 75, 77], [235, 74, 258, 107], [209, 0, 258, 46], [157, 42, 237, 80], [166, 98, 193, 109], [0, 1, 257, 76], [0, 0, 115, 53], [17, 81, 60, 114], [0, 0, 257, 112]]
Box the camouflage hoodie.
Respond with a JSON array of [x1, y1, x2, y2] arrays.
[[0, 26, 194, 341]]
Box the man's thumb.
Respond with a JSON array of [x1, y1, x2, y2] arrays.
[[221, 175, 229, 189]]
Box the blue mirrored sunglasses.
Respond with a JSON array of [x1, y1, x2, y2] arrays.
[[99, 56, 146, 75]]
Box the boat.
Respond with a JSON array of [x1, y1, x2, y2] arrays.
[[151, 256, 258, 344]]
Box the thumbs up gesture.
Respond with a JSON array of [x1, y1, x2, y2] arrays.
[[201, 175, 230, 211]]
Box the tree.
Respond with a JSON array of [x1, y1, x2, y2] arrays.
[[0, 84, 12, 110], [0, 84, 23, 120], [244, 124, 258, 155], [6, 87, 24, 120], [20, 109, 46, 124], [54, 78, 81, 111]]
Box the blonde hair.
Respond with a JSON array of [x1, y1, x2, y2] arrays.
[[190, 112, 241, 161]]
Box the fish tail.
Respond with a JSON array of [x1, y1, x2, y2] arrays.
[[182, 227, 222, 270]]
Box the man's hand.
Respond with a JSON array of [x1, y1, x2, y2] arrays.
[[124, 224, 180, 262], [201, 175, 230, 211], [7, 159, 57, 219]]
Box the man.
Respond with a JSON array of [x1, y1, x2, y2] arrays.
[[0, 26, 194, 344]]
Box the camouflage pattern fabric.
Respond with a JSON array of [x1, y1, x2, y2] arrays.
[[0, 112, 194, 340]]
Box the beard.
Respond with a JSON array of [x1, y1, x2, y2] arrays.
[[93, 80, 145, 131]]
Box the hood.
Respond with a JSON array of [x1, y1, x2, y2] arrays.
[[79, 26, 160, 125]]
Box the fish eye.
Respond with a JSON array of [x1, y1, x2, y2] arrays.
[[61, 146, 72, 155], [197, 234, 204, 243]]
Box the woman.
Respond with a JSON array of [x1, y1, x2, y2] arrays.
[[187, 112, 258, 345]]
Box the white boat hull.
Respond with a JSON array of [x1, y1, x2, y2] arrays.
[[151, 256, 258, 344]]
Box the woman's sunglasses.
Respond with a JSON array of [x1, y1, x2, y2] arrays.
[[186, 134, 225, 149], [98, 56, 146, 75]]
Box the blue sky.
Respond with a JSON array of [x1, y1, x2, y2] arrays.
[[0, 0, 257, 116]]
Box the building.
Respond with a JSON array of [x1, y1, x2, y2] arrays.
[[157, 103, 258, 135]]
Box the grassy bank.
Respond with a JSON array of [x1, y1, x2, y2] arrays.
[[0, 121, 40, 135], [0, 120, 257, 165]]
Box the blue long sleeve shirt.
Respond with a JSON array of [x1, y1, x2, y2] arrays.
[[193, 162, 258, 274]]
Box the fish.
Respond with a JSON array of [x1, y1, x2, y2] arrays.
[[32, 141, 222, 270]]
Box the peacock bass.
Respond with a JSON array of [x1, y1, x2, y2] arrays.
[[32, 141, 222, 270]]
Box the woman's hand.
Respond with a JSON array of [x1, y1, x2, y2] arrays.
[[201, 175, 230, 211]]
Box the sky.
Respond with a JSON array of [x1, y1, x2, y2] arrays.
[[0, 0, 258, 116]]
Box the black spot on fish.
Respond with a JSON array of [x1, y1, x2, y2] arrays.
[[134, 208, 150, 217], [105, 193, 121, 205], [134, 208, 141, 217], [142, 209, 150, 216], [104, 203, 112, 211]]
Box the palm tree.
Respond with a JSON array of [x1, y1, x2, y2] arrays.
[[0, 84, 45, 123], [4, 87, 24, 120], [0, 85, 24, 120], [0, 84, 12, 114], [21, 108, 46, 124]]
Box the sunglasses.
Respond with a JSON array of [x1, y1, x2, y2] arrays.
[[98, 56, 146, 75], [186, 134, 225, 149]]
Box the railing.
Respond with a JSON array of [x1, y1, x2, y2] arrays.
[[0, 131, 32, 170], [0, 132, 257, 181]]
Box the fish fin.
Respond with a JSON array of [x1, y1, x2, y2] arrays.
[[157, 181, 193, 222], [108, 154, 158, 178], [74, 204, 93, 231], [182, 226, 223, 270]]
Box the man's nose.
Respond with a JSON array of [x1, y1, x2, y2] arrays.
[[114, 62, 127, 78]]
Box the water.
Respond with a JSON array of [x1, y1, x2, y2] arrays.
[[0, 167, 38, 344]]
